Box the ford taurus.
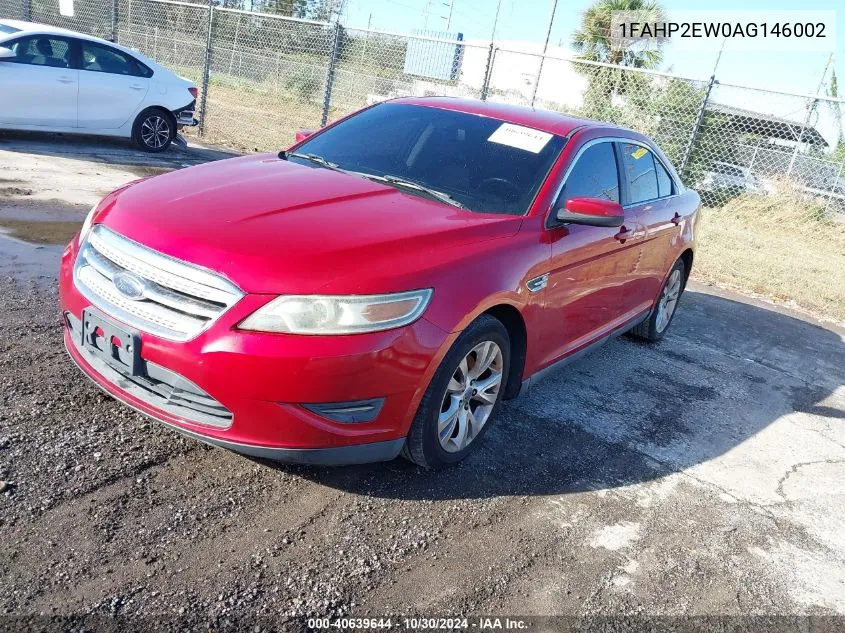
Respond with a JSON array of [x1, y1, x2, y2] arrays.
[[59, 97, 700, 468]]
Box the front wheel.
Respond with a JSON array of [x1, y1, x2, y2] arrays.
[[402, 314, 510, 469], [132, 108, 175, 152], [630, 258, 686, 342]]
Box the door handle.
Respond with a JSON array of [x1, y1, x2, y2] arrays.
[[671, 212, 681, 226], [57, 76, 75, 83], [129, 84, 145, 90], [614, 225, 634, 243]]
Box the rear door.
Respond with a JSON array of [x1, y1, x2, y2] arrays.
[[77, 39, 150, 129], [539, 139, 645, 366], [616, 141, 681, 314], [0, 35, 78, 127]]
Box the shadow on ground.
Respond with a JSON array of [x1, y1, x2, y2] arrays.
[[0, 129, 239, 168], [284, 288, 845, 500]]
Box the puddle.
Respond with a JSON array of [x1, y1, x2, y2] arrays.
[[0, 220, 80, 245], [0, 231, 62, 284], [125, 165, 177, 178], [0, 186, 33, 196]]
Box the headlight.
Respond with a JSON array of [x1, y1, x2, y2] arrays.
[[238, 289, 433, 335], [79, 202, 98, 242]]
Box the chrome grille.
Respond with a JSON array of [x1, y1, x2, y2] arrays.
[[73, 225, 244, 341]]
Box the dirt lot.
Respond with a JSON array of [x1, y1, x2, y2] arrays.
[[1, 131, 844, 629]]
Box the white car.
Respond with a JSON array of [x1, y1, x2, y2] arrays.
[[699, 161, 774, 196], [0, 19, 198, 152]]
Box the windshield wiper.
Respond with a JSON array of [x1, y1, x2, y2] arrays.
[[359, 173, 464, 209], [281, 151, 344, 172]]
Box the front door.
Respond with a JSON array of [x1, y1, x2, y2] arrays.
[[0, 35, 77, 127], [538, 139, 645, 368]]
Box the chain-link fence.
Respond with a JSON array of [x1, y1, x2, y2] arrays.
[[2, 0, 844, 218], [485, 48, 711, 169], [687, 82, 845, 217]]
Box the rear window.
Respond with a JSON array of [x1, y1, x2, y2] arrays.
[[81, 40, 152, 77], [0, 23, 21, 35], [619, 142, 659, 204]]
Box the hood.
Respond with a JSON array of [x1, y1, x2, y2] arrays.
[[96, 154, 522, 294]]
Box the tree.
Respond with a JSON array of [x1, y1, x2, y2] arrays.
[[570, 0, 665, 101], [254, 0, 308, 18], [572, 0, 665, 69], [827, 68, 845, 162]]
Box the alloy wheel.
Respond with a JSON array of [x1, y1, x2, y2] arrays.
[[438, 340, 504, 453], [140, 115, 170, 149], [655, 268, 682, 333]]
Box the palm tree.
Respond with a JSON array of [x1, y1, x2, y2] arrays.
[[569, 0, 666, 112], [572, 0, 665, 69]]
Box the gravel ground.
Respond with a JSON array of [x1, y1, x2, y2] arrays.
[[1, 133, 844, 631]]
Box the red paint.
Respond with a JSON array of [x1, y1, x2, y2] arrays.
[[564, 197, 624, 218], [294, 129, 315, 143], [59, 98, 700, 456]]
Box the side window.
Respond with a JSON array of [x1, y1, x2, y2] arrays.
[[655, 158, 674, 197], [5, 36, 72, 68], [620, 142, 658, 204], [81, 41, 144, 76], [561, 142, 620, 204]]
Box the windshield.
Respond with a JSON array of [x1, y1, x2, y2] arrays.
[[291, 103, 567, 215]]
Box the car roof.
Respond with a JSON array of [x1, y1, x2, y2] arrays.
[[0, 19, 157, 63], [0, 19, 98, 39], [388, 96, 629, 138]]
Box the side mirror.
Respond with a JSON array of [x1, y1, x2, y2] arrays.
[[295, 129, 316, 143], [0, 47, 15, 60], [555, 196, 624, 227]]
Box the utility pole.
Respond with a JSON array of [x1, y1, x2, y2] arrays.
[[530, 0, 558, 107], [490, 0, 501, 41], [443, 0, 454, 31], [361, 13, 372, 62], [787, 53, 834, 176], [711, 35, 727, 76]]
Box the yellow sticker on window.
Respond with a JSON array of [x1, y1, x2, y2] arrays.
[[631, 147, 648, 159]]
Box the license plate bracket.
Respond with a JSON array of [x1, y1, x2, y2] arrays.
[[81, 309, 142, 377]]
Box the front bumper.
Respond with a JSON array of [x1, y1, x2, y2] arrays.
[[59, 238, 452, 465]]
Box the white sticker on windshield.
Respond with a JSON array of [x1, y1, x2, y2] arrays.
[[487, 123, 553, 154]]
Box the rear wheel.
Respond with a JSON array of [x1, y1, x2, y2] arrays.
[[630, 258, 686, 342], [132, 108, 174, 152], [402, 314, 510, 469]]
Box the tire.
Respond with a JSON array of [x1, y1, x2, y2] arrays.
[[132, 108, 175, 152], [630, 258, 686, 342], [402, 314, 510, 469]]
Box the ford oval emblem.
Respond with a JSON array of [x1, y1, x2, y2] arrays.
[[113, 272, 147, 301]]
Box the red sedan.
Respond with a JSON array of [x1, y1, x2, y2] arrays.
[[59, 97, 700, 468]]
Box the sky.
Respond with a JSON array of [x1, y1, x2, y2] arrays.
[[340, 0, 845, 99]]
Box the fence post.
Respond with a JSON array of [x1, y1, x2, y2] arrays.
[[530, 53, 545, 107], [111, 0, 118, 42], [23, 0, 31, 20], [321, 21, 342, 128], [748, 145, 759, 171], [679, 74, 716, 179], [480, 43, 495, 101], [786, 97, 816, 177], [198, 0, 215, 136], [824, 161, 843, 214]]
